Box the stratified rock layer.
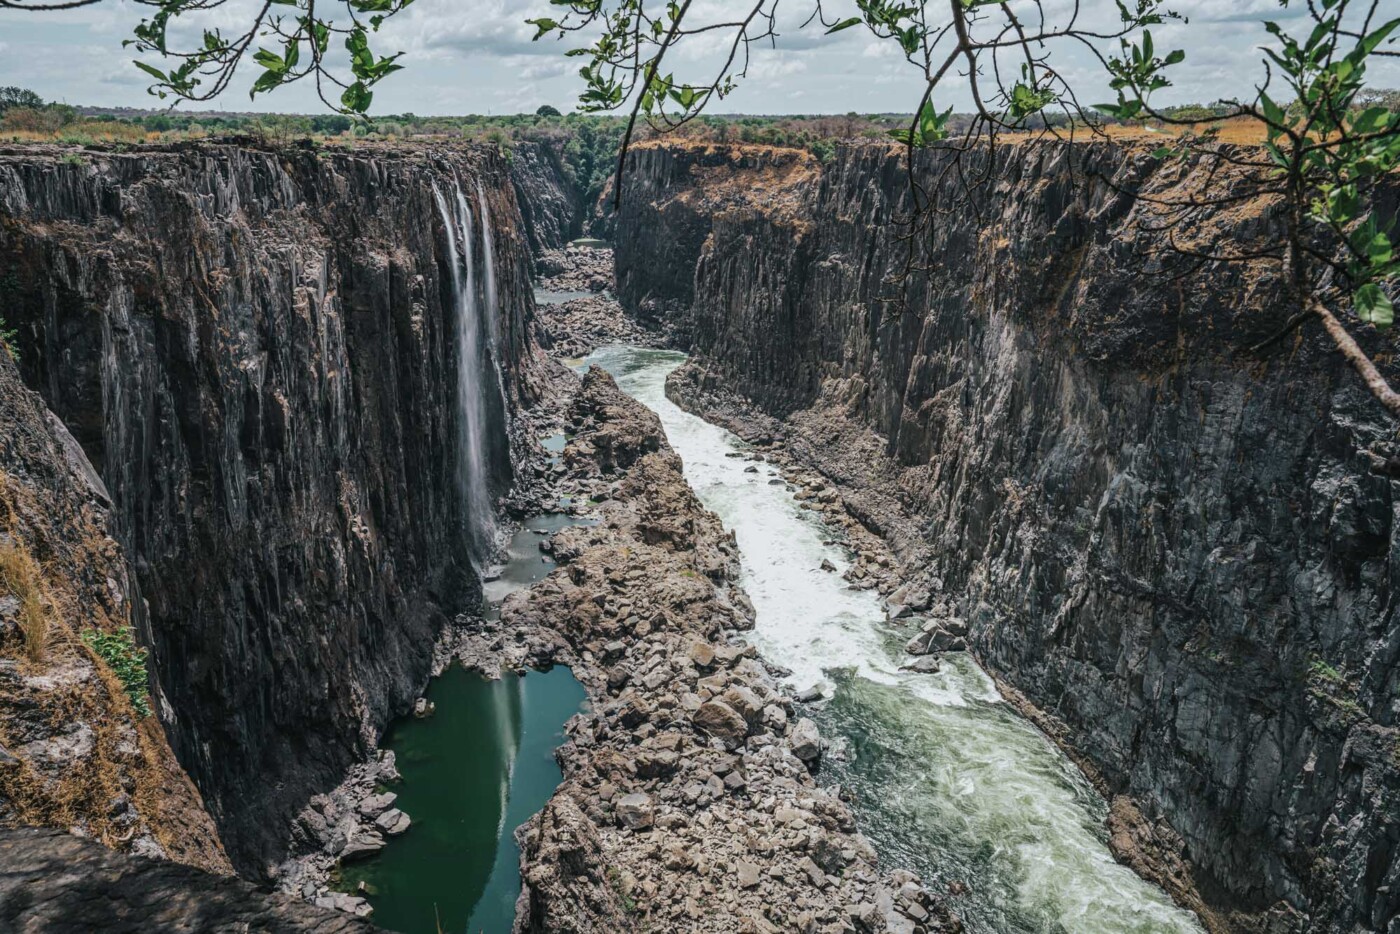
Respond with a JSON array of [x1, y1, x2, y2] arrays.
[[0, 142, 542, 875], [616, 140, 1400, 932]]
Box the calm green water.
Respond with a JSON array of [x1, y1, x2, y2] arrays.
[[346, 508, 587, 934]]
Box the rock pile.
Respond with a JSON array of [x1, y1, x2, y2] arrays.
[[274, 751, 408, 914], [535, 294, 664, 359], [497, 368, 961, 934], [533, 246, 669, 358], [538, 244, 614, 293]]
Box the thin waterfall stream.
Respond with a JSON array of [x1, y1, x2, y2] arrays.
[[434, 180, 505, 569], [583, 345, 1205, 934]]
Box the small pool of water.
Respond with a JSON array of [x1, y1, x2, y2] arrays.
[[342, 666, 585, 934], [346, 472, 590, 933]]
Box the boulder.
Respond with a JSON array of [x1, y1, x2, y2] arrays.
[[693, 700, 750, 747], [338, 831, 385, 861], [689, 640, 716, 669], [616, 792, 654, 830], [358, 792, 397, 818], [374, 808, 411, 835], [636, 749, 680, 778], [889, 584, 932, 612], [721, 685, 766, 726], [790, 718, 822, 762]]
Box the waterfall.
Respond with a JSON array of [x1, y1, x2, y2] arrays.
[[473, 181, 511, 412], [433, 180, 500, 569]]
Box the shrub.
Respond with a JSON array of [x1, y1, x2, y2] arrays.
[[0, 315, 17, 362], [0, 539, 47, 663], [81, 626, 152, 717]]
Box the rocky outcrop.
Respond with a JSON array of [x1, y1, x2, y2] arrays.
[[0, 350, 228, 874], [0, 827, 378, 932], [534, 248, 667, 358], [0, 141, 543, 875], [616, 140, 1400, 932], [462, 367, 959, 934]]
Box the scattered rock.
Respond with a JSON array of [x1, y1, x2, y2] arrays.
[[790, 718, 822, 762], [374, 809, 411, 835], [616, 792, 655, 831]]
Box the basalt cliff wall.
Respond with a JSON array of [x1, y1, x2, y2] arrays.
[[0, 141, 542, 876], [510, 140, 584, 261], [615, 140, 1400, 932]]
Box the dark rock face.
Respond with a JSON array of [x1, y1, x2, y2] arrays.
[[0, 827, 380, 932], [511, 140, 583, 260], [0, 143, 542, 876], [616, 141, 1400, 932]]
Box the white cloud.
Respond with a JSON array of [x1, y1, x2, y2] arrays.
[[0, 0, 1396, 115]]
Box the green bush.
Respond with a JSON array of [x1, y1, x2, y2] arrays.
[[82, 626, 152, 717], [0, 315, 17, 362]]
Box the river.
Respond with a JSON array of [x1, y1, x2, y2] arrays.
[[583, 345, 1204, 934]]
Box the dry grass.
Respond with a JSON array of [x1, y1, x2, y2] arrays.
[[0, 121, 154, 145], [0, 538, 49, 663]]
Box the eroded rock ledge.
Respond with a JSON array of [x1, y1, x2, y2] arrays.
[[0, 827, 374, 933]]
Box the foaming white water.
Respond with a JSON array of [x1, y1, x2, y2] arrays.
[[584, 345, 1204, 934], [434, 182, 499, 567]]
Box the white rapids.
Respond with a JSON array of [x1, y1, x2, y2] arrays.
[[582, 344, 1204, 934]]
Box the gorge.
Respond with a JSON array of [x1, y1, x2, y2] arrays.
[[0, 131, 1395, 934]]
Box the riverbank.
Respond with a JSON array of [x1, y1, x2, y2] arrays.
[[488, 365, 959, 933], [661, 358, 1220, 931]]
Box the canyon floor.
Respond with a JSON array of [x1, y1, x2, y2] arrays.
[[266, 247, 1214, 934]]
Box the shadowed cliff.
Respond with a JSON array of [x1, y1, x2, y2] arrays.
[[0, 141, 544, 876], [616, 139, 1400, 933]]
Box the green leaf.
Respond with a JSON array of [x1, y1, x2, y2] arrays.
[[341, 81, 373, 113], [826, 16, 862, 34], [133, 60, 169, 83], [250, 69, 285, 96], [1355, 283, 1394, 328], [1365, 232, 1394, 267], [253, 48, 287, 73]]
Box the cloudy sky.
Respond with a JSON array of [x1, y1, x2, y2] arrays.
[[1, 0, 1397, 116]]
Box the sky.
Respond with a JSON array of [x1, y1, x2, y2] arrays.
[[1, 0, 1397, 116]]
